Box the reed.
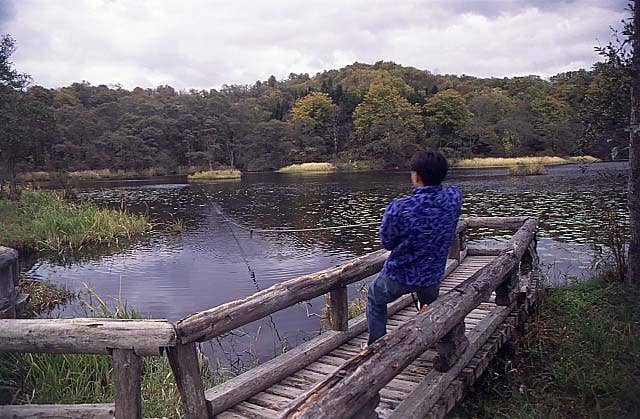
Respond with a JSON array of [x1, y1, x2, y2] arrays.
[[454, 155, 599, 168], [277, 162, 336, 173], [0, 190, 152, 253], [187, 168, 242, 180], [507, 162, 547, 176]]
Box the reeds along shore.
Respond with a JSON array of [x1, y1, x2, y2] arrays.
[[187, 168, 242, 180], [277, 162, 336, 173], [454, 155, 599, 168], [0, 190, 151, 253]]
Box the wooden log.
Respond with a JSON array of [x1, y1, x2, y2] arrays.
[[352, 393, 380, 419], [389, 303, 515, 419], [0, 246, 18, 319], [176, 249, 389, 344], [434, 321, 468, 372], [447, 234, 461, 262], [466, 245, 506, 256], [495, 270, 519, 306], [0, 318, 176, 356], [327, 286, 348, 331], [113, 349, 142, 419], [0, 403, 115, 418], [279, 219, 537, 419], [465, 216, 529, 230], [206, 293, 417, 416], [167, 342, 209, 419]]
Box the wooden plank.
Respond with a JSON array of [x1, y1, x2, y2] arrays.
[[0, 403, 115, 418], [387, 303, 515, 419], [0, 246, 18, 320], [0, 318, 176, 356], [465, 216, 528, 229], [112, 349, 142, 419], [166, 342, 209, 418], [248, 392, 292, 410], [232, 401, 279, 418], [177, 249, 390, 343], [279, 219, 537, 419], [204, 294, 416, 416]]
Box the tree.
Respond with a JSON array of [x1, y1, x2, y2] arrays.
[[288, 92, 337, 160], [353, 82, 423, 166], [629, 1, 639, 283], [424, 89, 472, 154], [0, 34, 33, 199]]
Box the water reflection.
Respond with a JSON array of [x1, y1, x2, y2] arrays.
[[25, 162, 628, 363]]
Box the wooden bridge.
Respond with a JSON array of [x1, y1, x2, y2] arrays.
[[0, 216, 540, 418]]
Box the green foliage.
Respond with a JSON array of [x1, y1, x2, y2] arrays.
[[0, 189, 152, 253], [424, 89, 472, 133], [454, 275, 640, 418]]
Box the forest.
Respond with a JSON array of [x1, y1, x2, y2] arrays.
[[0, 34, 632, 186]]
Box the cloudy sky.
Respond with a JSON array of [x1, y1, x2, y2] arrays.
[[0, 0, 629, 90]]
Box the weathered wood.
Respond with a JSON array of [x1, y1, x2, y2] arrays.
[[465, 216, 528, 229], [466, 245, 506, 256], [0, 246, 18, 319], [352, 393, 380, 419], [0, 403, 115, 418], [495, 270, 519, 306], [327, 286, 348, 331], [434, 321, 469, 372], [0, 318, 176, 356], [447, 234, 461, 262], [388, 303, 516, 419], [112, 348, 142, 419], [167, 342, 209, 418], [177, 249, 390, 344], [207, 293, 417, 416], [279, 219, 537, 419]]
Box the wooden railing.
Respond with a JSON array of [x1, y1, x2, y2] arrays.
[[0, 216, 537, 418]]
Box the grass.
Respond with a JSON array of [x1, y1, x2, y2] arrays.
[[187, 168, 242, 180], [507, 162, 547, 176], [277, 162, 336, 173], [452, 272, 640, 418], [0, 189, 152, 253], [18, 278, 75, 315], [454, 155, 599, 168], [0, 290, 226, 417], [18, 167, 176, 182]]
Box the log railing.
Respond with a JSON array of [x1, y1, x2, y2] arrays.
[[0, 216, 537, 419]]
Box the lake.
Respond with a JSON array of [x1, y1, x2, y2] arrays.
[[24, 161, 629, 365]]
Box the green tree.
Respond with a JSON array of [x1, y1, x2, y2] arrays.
[[288, 92, 337, 160], [353, 82, 423, 166]]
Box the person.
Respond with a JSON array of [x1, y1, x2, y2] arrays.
[[366, 150, 462, 345]]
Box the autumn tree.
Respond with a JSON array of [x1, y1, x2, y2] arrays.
[[353, 82, 423, 166], [288, 91, 337, 161], [424, 89, 472, 153]]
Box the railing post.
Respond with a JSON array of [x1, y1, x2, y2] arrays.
[[167, 342, 209, 418], [434, 321, 469, 372], [351, 392, 379, 419], [325, 286, 348, 331], [448, 233, 461, 262], [495, 268, 519, 306], [0, 247, 18, 319], [112, 348, 143, 419]]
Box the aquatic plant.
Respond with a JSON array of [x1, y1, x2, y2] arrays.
[[277, 162, 336, 173], [455, 155, 599, 169], [0, 190, 152, 253], [507, 163, 547, 176], [188, 168, 242, 180]]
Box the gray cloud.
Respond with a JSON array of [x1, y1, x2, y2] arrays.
[[3, 0, 629, 90]]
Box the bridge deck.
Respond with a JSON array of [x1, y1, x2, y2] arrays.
[[214, 255, 525, 419]]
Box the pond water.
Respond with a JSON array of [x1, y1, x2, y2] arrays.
[[24, 161, 628, 364]]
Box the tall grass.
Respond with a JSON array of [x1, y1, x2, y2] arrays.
[[454, 273, 640, 418], [507, 162, 547, 176], [0, 290, 221, 417], [455, 155, 599, 168], [277, 162, 336, 173], [0, 190, 152, 253], [187, 168, 242, 180]]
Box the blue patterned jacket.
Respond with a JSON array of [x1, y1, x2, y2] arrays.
[[380, 185, 462, 287]]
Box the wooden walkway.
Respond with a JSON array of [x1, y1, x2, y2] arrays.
[[212, 254, 537, 418], [0, 216, 539, 419]]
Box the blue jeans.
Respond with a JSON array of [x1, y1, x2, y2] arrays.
[[366, 270, 439, 345]]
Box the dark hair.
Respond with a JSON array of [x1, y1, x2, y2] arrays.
[[410, 150, 448, 186]]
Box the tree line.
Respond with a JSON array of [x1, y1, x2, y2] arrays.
[[0, 34, 631, 193]]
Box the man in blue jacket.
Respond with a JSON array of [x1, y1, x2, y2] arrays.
[[366, 150, 462, 345]]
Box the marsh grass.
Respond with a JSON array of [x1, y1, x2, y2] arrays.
[[0, 190, 152, 253], [507, 162, 547, 176], [455, 155, 599, 168], [453, 273, 640, 418], [18, 168, 174, 182], [18, 278, 75, 315], [187, 168, 242, 180], [0, 290, 220, 417], [277, 162, 336, 173]]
